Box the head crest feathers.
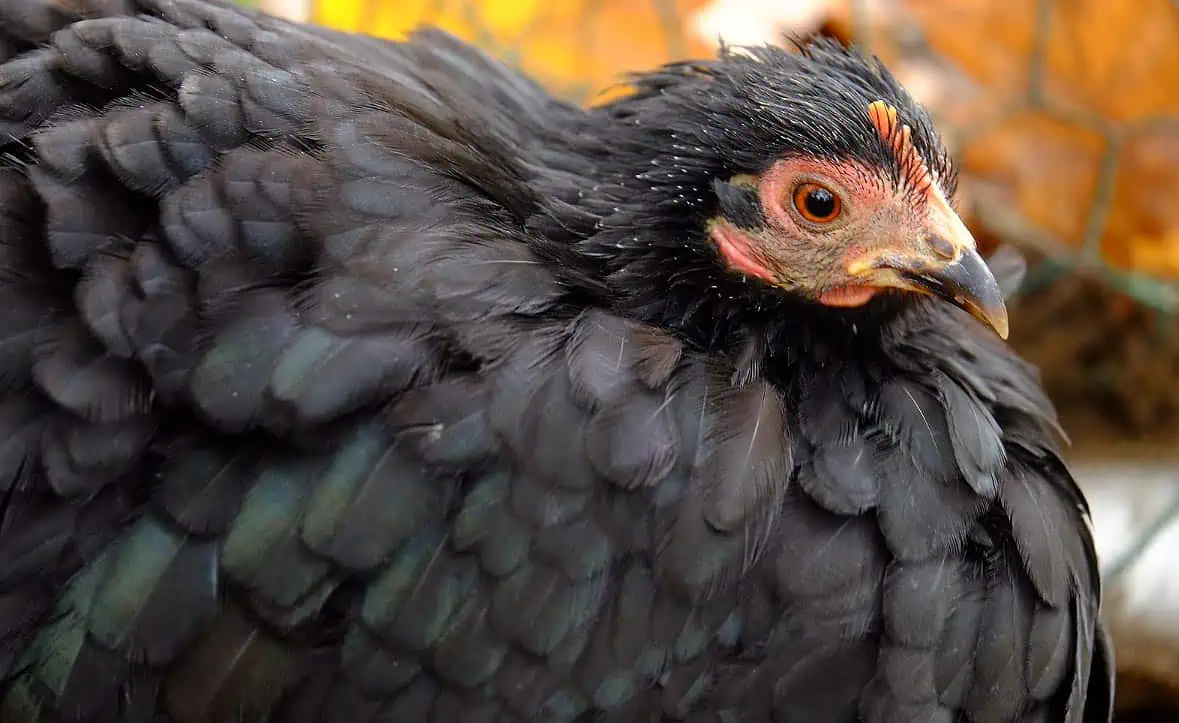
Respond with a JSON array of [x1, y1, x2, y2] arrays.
[[867, 100, 935, 198]]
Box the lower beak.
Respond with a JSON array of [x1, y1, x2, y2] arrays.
[[888, 246, 1010, 339]]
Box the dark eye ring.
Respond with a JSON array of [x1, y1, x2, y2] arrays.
[[791, 182, 842, 223]]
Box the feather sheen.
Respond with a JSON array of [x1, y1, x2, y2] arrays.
[[0, 2, 1110, 722]]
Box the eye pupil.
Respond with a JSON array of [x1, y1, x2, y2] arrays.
[[791, 182, 842, 223], [805, 188, 836, 219]]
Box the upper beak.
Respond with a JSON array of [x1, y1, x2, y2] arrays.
[[846, 191, 1009, 339]]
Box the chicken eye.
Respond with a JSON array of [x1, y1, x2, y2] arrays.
[[792, 183, 842, 223]]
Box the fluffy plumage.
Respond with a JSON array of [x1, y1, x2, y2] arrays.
[[0, 0, 1112, 721]]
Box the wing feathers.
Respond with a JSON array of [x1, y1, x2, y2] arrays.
[[0, 0, 1108, 721]]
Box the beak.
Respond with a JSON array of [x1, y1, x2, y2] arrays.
[[846, 189, 1009, 339]]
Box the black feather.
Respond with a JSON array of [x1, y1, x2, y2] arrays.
[[0, 2, 1108, 721]]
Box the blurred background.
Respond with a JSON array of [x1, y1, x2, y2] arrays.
[[246, 0, 1179, 718]]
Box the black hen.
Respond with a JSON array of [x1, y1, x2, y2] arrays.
[[0, 0, 1113, 721]]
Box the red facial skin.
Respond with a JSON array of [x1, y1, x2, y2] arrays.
[[710, 155, 923, 308], [708, 101, 1008, 337]]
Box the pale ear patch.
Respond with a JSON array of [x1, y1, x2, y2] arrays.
[[866, 100, 935, 198], [726, 173, 759, 190]]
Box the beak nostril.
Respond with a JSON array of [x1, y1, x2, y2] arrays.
[[928, 236, 957, 260]]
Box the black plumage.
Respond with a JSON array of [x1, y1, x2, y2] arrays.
[[0, 0, 1113, 721]]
